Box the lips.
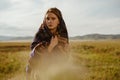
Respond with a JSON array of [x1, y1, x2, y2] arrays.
[[48, 25, 52, 27]]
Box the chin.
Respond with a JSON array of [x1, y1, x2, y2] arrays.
[[48, 27, 52, 29], [48, 27, 55, 30]]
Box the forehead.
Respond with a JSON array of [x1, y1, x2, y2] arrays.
[[45, 12, 58, 18]]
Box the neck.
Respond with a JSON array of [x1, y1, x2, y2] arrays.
[[50, 28, 57, 34]]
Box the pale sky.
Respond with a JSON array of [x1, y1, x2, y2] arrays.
[[0, 0, 120, 37]]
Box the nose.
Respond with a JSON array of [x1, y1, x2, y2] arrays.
[[48, 19, 52, 23], [48, 19, 53, 23]]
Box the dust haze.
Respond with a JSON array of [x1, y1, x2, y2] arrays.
[[27, 52, 88, 80]]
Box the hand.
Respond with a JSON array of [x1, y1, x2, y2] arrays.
[[50, 35, 58, 48], [48, 35, 58, 52], [58, 36, 68, 44]]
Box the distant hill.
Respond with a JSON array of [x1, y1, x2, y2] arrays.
[[0, 34, 120, 41], [0, 36, 33, 41], [70, 34, 120, 40]]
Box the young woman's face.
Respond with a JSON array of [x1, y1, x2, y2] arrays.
[[45, 12, 60, 31]]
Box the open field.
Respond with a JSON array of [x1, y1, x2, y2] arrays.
[[0, 40, 120, 80]]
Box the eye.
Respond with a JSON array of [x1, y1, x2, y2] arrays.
[[46, 17, 50, 20], [52, 17, 56, 20]]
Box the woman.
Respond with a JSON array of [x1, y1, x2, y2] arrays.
[[26, 7, 69, 79]]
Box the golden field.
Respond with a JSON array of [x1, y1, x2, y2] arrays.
[[0, 40, 120, 80]]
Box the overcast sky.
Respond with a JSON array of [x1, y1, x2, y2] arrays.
[[0, 0, 120, 37]]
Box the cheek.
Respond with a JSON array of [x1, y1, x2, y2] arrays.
[[56, 20, 60, 25], [56, 21, 59, 26], [45, 20, 49, 24]]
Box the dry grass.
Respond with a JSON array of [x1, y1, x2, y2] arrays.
[[0, 40, 120, 80]]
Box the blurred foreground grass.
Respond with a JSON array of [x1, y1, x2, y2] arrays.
[[0, 40, 120, 80]]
